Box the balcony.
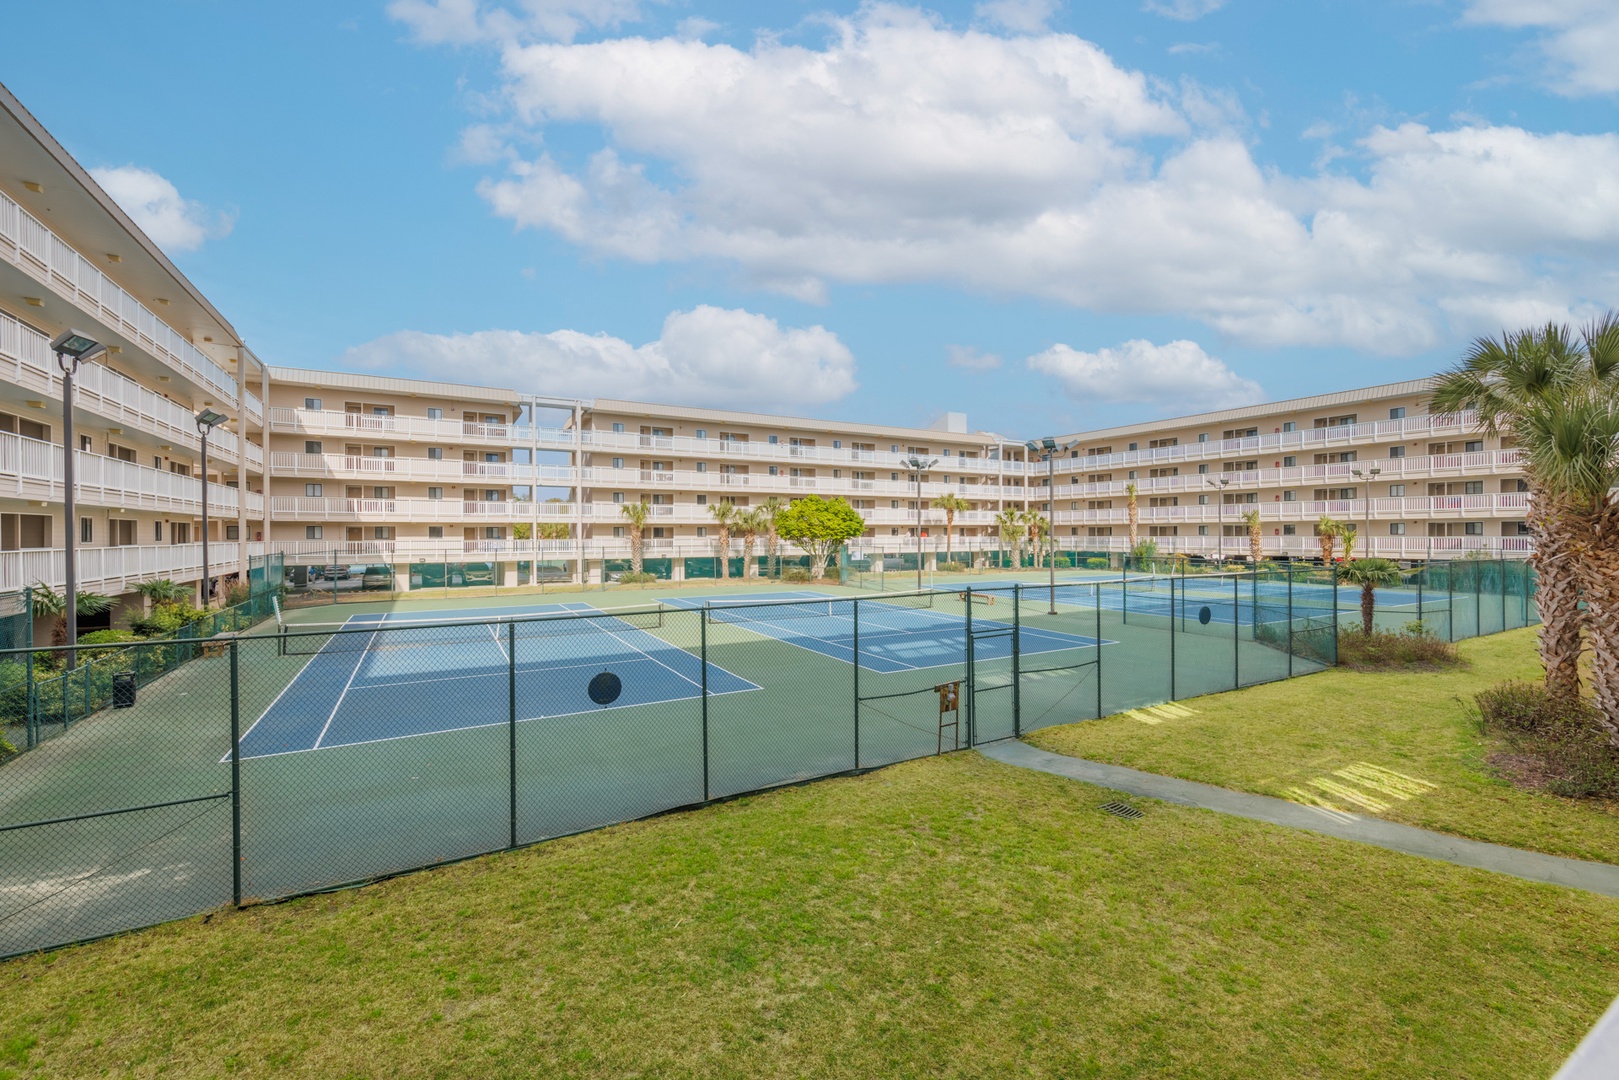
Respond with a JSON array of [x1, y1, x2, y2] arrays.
[[0, 309, 262, 469], [0, 541, 258, 593], [0, 431, 259, 517], [0, 190, 243, 409]]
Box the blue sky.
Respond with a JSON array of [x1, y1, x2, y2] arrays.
[[4, 0, 1616, 436]]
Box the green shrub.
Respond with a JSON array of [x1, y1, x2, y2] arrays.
[[1085, 557, 1109, 570], [1336, 628, 1463, 670], [225, 581, 252, 607], [616, 571, 658, 585], [1477, 682, 1619, 799], [128, 601, 208, 638], [1052, 557, 1072, 569], [782, 568, 813, 583], [938, 560, 967, 573]]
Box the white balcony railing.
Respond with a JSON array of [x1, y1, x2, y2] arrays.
[[0, 541, 260, 593], [0, 190, 241, 408], [0, 431, 259, 516]]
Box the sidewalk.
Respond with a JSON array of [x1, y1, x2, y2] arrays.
[[978, 739, 1619, 897]]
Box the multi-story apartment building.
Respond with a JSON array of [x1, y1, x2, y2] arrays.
[[0, 83, 267, 626], [1041, 380, 1525, 560], [0, 77, 1529, 614]]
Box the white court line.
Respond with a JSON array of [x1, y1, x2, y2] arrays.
[[227, 612, 378, 761], [311, 619, 385, 750], [343, 653, 726, 694]]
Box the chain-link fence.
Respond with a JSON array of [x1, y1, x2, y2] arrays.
[[0, 566, 1537, 957]]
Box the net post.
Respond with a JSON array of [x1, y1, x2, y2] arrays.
[[1475, 558, 1482, 638], [1499, 557, 1506, 630], [1121, 564, 1128, 624], [963, 589, 975, 747], [1332, 561, 1341, 662], [1011, 586, 1021, 737], [1416, 560, 1423, 631], [508, 620, 518, 850], [229, 638, 241, 908], [852, 598, 860, 770], [1446, 562, 1454, 642], [701, 608, 710, 801], [1095, 578, 1103, 719]]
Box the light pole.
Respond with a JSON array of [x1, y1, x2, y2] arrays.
[[1026, 437, 1076, 613], [903, 455, 938, 590], [1207, 476, 1230, 563], [195, 409, 229, 608], [1351, 465, 1381, 559], [52, 331, 106, 669]]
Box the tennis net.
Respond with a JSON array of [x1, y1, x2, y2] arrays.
[[705, 591, 936, 626], [279, 606, 665, 656]]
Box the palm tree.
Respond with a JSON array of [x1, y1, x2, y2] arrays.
[[759, 496, 784, 577], [1125, 482, 1140, 553], [135, 579, 189, 607], [1431, 319, 1605, 701], [932, 493, 970, 569], [31, 584, 115, 667], [734, 508, 764, 578], [619, 501, 650, 574], [1023, 509, 1051, 569], [1512, 379, 1619, 743], [1337, 558, 1405, 636], [708, 502, 737, 579], [1316, 515, 1342, 564], [1242, 508, 1263, 563], [1340, 523, 1358, 562], [995, 507, 1024, 570]]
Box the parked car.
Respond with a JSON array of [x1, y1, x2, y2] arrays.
[[321, 565, 351, 581], [361, 566, 393, 590]]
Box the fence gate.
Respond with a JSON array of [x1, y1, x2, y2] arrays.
[[966, 591, 1017, 743]]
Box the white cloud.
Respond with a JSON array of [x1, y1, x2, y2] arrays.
[[1142, 0, 1226, 21], [1167, 41, 1220, 55], [1026, 339, 1261, 409], [340, 306, 857, 411], [407, 4, 1619, 353], [947, 345, 1003, 371], [1463, 0, 1619, 96], [974, 0, 1060, 34], [388, 0, 645, 44], [89, 165, 233, 254]]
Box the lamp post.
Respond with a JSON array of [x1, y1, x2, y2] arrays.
[[1351, 465, 1381, 559], [51, 331, 106, 669], [195, 409, 229, 608], [903, 455, 938, 590], [1207, 476, 1230, 562], [1026, 437, 1076, 613]]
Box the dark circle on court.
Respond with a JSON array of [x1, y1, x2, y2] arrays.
[[1198, 606, 1213, 626], [588, 671, 623, 705]]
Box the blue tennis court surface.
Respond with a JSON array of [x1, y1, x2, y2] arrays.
[[237, 603, 757, 759], [662, 591, 1108, 674], [1007, 577, 1423, 626]]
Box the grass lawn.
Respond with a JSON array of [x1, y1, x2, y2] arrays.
[[1029, 627, 1619, 864], [4, 752, 1617, 1078]]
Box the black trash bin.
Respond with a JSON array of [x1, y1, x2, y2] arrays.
[[112, 671, 137, 709]]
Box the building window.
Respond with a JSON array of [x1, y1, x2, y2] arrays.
[[305, 483, 323, 497], [155, 521, 163, 542], [1389, 523, 1407, 535], [1282, 491, 1296, 502], [832, 439, 842, 449], [78, 435, 92, 453], [768, 466, 779, 476], [696, 462, 709, 473], [428, 526, 443, 539], [891, 444, 899, 453], [225, 525, 240, 540], [1282, 524, 1296, 535], [1197, 525, 1208, 536], [1282, 422, 1296, 433], [428, 487, 443, 500], [1465, 440, 1483, 452], [611, 422, 625, 433], [80, 517, 92, 544], [305, 441, 322, 455], [696, 527, 708, 538], [304, 397, 321, 410], [612, 492, 625, 503], [1389, 445, 1406, 458], [306, 526, 324, 539], [1197, 494, 1209, 505], [1127, 470, 1137, 480], [1389, 484, 1405, 497], [485, 527, 501, 539], [1389, 407, 1406, 420], [612, 527, 624, 538], [1127, 442, 1138, 451], [427, 407, 443, 420], [1197, 463, 1208, 474], [1464, 522, 1483, 536], [611, 457, 624, 469], [1464, 481, 1484, 495], [1282, 456, 1296, 467], [1197, 433, 1208, 443], [768, 435, 779, 444], [375, 527, 394, 540], [696, 494, 707, 505], [428, 447, 444, 460], [890, 500, 900, 509]]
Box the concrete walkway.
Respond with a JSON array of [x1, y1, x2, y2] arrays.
[[978, 739, 1619, 898]]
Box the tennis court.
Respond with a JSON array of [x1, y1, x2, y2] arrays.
[[237, 603, 758, 759], [661, 591, 1109, 673], [1001, 575, 1425, 627]]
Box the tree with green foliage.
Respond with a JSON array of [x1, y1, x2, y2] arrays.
[[931, 493, 970, 570], [775, 496, 866, 580], [1316, 516, 1344, 564], [1336, 558, 1405, 635], [759, 497, 785, 577], [619, 501, 650, 575], [708, 502, 737, 580], [734, 508, 765, 578], [994, 507, 1024, 569], [135, 579, 189, 607], [1242, 508, 1263, 563], [1022, 509, 1051, 568], [1125, 482, 1139, 552], [31, 584, 114, 648]]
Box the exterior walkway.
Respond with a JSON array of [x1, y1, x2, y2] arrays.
[[978, 739, 1619, 898]]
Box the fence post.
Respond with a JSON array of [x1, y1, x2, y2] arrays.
[[1232, 572, 1240, 689], [1285, 562, 1293, 678], [1446, 563, 1454, 643], [230, 639, 241, 908], [24, 645, 34, 750], [852, 598, 860, 770], [1095, 579, 1103, 718], [1012, 587, 1021, 737], [508, 620, 517, 850], [1121, 564, 1129, 624], [1168, 576, 1176, 701], [1500, 558, 1507, 631], [1475, 560, 1482, 638], [963, 589, 975, 747], [1332, 562, 1340, 664], [1416, 562, 1423, 630], [700, 609, 710, 801]]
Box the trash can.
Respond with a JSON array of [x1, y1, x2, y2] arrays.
[[112, 671, 137, 709]]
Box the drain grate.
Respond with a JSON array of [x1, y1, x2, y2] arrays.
[[1099, 800, 1144, 820]]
